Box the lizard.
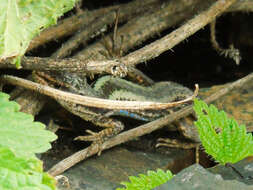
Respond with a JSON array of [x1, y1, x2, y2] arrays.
[[33, 71, 195, 154], [26, 11, 198, 153]]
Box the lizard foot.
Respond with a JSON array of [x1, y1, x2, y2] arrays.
[[75, 120, 124, 143], [74, 130, 106, 156], [75, 129, 104, 143], [75, 121, 124, 155]]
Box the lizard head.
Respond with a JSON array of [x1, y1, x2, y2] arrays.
[[150, 81, 193, 103]]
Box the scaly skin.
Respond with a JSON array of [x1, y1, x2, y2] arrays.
[[94, 75, 193, 121]]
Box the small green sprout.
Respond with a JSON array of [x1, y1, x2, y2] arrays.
[[193, 98, 253, 165], [117, 169, 174, 190]]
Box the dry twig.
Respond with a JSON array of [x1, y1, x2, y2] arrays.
[[210, 20, 241, 65]]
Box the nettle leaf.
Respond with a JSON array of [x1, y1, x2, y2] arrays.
[[0, 92, 57, 157], [0, 146, 56, 190], [0, 0, 78, 66], [193, 99, 253, 165], [116, 169, 173, 190]]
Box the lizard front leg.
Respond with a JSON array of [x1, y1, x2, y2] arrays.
[[75, 116, 124, 143], [58, 100, 124, 155]]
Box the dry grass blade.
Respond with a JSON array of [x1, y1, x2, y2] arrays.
[[0, 75, 198, 110]]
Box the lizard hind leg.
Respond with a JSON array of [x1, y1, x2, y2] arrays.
[[156, 138, 200, 164]]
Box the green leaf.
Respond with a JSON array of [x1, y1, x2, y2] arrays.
[[0, 92, 57, 157], [116, 169, 173, 190], [0, 145, 56, 190], [193, 99, 253, 165], [0, 0, 78, 66]]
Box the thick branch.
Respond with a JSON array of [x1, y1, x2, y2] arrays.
[[229, 0, 253, 12], [0, 57, 124, 75]]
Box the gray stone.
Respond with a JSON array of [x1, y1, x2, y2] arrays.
[[43, 145, 194, 190], [209, 158, 253, 185], [155, 164, 253, 190]]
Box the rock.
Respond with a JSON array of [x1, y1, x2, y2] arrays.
[[155, 164, 253, 190], [209, 157, 253, 185], [43, 145, 194, 190]]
